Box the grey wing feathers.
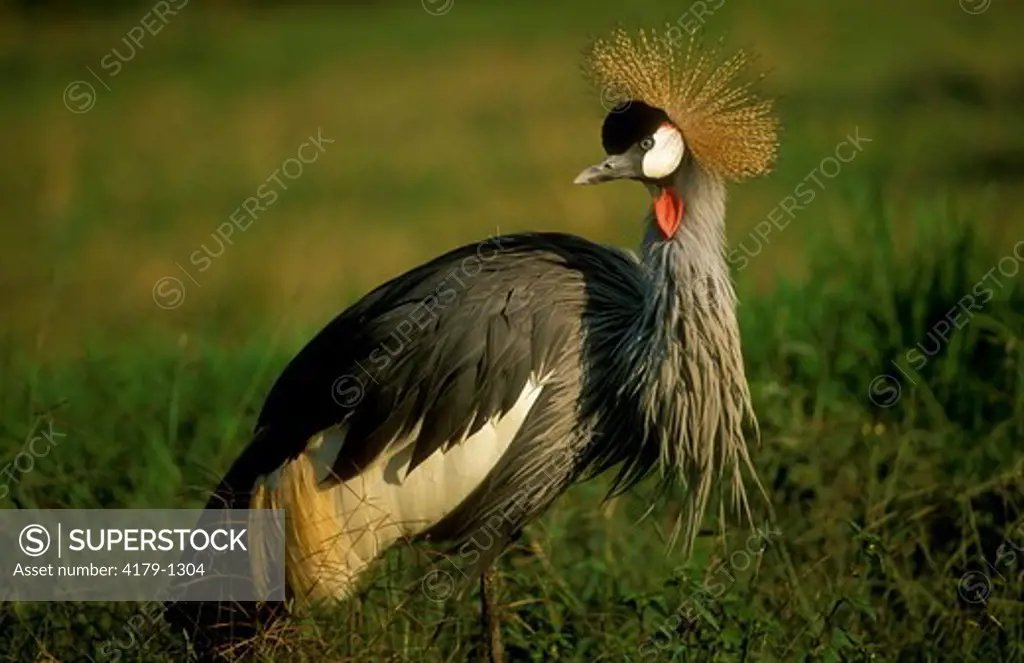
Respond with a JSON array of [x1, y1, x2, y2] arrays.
[[254, 232, 641, 485]]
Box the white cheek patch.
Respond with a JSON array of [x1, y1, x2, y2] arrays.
[[641, 125, 685, 179]]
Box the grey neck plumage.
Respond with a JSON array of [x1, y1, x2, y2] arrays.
[[629, 155, 759, 553]]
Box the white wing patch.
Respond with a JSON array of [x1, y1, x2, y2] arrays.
[[368, 376, 545, 535], [257, 376, 547, 603], [641, 124, 685, 179]]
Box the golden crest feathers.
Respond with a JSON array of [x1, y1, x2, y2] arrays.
[[584, 26, 779, 181]]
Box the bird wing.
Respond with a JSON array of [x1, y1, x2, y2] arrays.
[[253, 232, 642, 485]]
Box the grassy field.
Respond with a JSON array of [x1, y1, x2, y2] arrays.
[[1, 0, 1023, 660]]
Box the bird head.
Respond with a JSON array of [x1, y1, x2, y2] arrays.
[[574, 100, 688, 237], [574, 27, 779, 240]]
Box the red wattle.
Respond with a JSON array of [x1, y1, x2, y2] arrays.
[[654, 187, 684, 238]]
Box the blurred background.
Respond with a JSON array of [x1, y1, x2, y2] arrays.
[[0, 0, 1022, 660]]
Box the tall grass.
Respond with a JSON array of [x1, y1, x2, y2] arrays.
[[1, 195, 1021, 661]]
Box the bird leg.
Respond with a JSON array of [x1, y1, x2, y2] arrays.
[[480, 567, 504, 663]]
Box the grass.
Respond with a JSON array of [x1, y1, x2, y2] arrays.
[[1, 0, 1023, 660]]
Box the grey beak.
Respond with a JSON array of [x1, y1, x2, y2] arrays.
[[573, 153, 636, 185]]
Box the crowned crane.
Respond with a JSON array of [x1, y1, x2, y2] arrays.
[[166, 27, 778, 661]]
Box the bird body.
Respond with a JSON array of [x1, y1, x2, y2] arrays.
[[167, 25, 779, 657], [240, 163, 749, 605], [229, 231, 648, 603]]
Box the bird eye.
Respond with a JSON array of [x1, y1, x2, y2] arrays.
[[639, 136, 655, 151]]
